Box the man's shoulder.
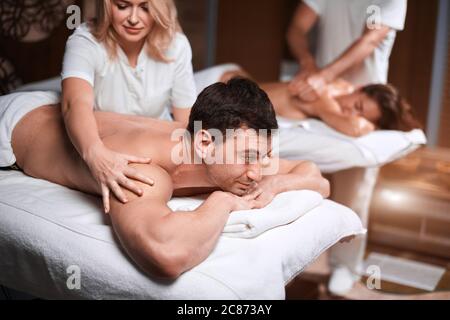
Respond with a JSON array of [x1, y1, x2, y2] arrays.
[[128, 163, 174, 202]]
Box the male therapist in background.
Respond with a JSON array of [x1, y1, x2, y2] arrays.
[[286, 0, 407, 295], [287, 0, 407, 99]]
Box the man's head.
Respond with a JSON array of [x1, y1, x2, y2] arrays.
[[186, 78, 278, 195], [336, 84, 421, 131]]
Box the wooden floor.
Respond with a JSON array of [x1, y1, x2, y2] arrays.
[[286, 243, 450, 300], [287, 147, 450, 300]]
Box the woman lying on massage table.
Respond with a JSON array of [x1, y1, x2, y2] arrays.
[[7, 79, 329, 280], [219, 69, 421, 137]]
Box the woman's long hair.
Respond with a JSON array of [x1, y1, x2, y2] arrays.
[[361, 84, 422, 132], [90, 0, 181, 62]]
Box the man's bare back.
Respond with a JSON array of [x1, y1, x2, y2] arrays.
[[12, 104, 218, 197]]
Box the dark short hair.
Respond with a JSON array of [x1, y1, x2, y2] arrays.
[[361, 84, 422, 131], [187, 78, 278, 137]]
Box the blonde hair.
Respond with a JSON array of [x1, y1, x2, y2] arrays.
[[90, 0, 181, 62]]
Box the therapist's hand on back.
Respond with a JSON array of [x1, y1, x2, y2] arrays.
[[84, 142, 154, 213], [288, 70, 329, 103]]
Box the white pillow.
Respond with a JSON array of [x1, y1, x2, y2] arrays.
[[276, 117, 426, 173], [14, 77, 61, 93], [13, 63, 243, 96], [0, 171, 365, 299], [193, 63, 241, 94]]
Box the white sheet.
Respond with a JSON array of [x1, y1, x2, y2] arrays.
[[0, 91, 61, 166], [0, 171, 365, 299]]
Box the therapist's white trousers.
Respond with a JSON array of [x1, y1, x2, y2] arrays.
[[329, 167, 380, 275]]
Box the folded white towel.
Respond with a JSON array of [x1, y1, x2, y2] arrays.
[[223, 190, 323, 238], [168, 190, 323, 239]]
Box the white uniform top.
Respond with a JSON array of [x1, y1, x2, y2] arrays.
[[61, 23, 197, 119], [304, 0, 407, 86]]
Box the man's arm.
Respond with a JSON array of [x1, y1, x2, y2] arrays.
[[319, 26, 392, 83], [245, 160, 330, 208], [272, 159, 330, 198], [109, 164, 252, 279], [286, 2, 319, 74]]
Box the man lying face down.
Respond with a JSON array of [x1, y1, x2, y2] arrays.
[[10, 78, 330, 279]]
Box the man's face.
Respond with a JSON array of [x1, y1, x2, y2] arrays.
[[203, 129, 273, 196]]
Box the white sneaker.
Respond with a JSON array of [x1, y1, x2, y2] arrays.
[[328, 266, 360, 296]]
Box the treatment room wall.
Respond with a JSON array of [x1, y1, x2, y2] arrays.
[[438, 28, 450, 148], [0, 0, 85, 88], [175, 0, 209, 71], [215, 0, 291, 82], [388, 0, 439, 133], [0, 0, 210, 92]]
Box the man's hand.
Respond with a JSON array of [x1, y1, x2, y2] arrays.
[[242, 176, 280, 209], [211, 191, 256, 212]]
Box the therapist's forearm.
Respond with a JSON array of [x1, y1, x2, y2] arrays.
[[287, 3, 318, 71], [320, 39, 376, 82], [288, 30, 316, 71], [61, 79, 103, 159], [320, 27, 391, 82], [172, 107, 191, 126], [62, 99, 103, 159]]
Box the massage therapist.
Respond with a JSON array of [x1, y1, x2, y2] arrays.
[[60, 0, 196, 212]]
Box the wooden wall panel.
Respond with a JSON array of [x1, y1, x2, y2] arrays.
[[175, 0, 209, 71], [438, 31, 450, 147], [0, 0, 84, 85], [215, 0, 290, 82], [388, 0, 439, 131]]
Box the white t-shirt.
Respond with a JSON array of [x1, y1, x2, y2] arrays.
[[304, 0, 407, 86], [61, 23, 197, 119]]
